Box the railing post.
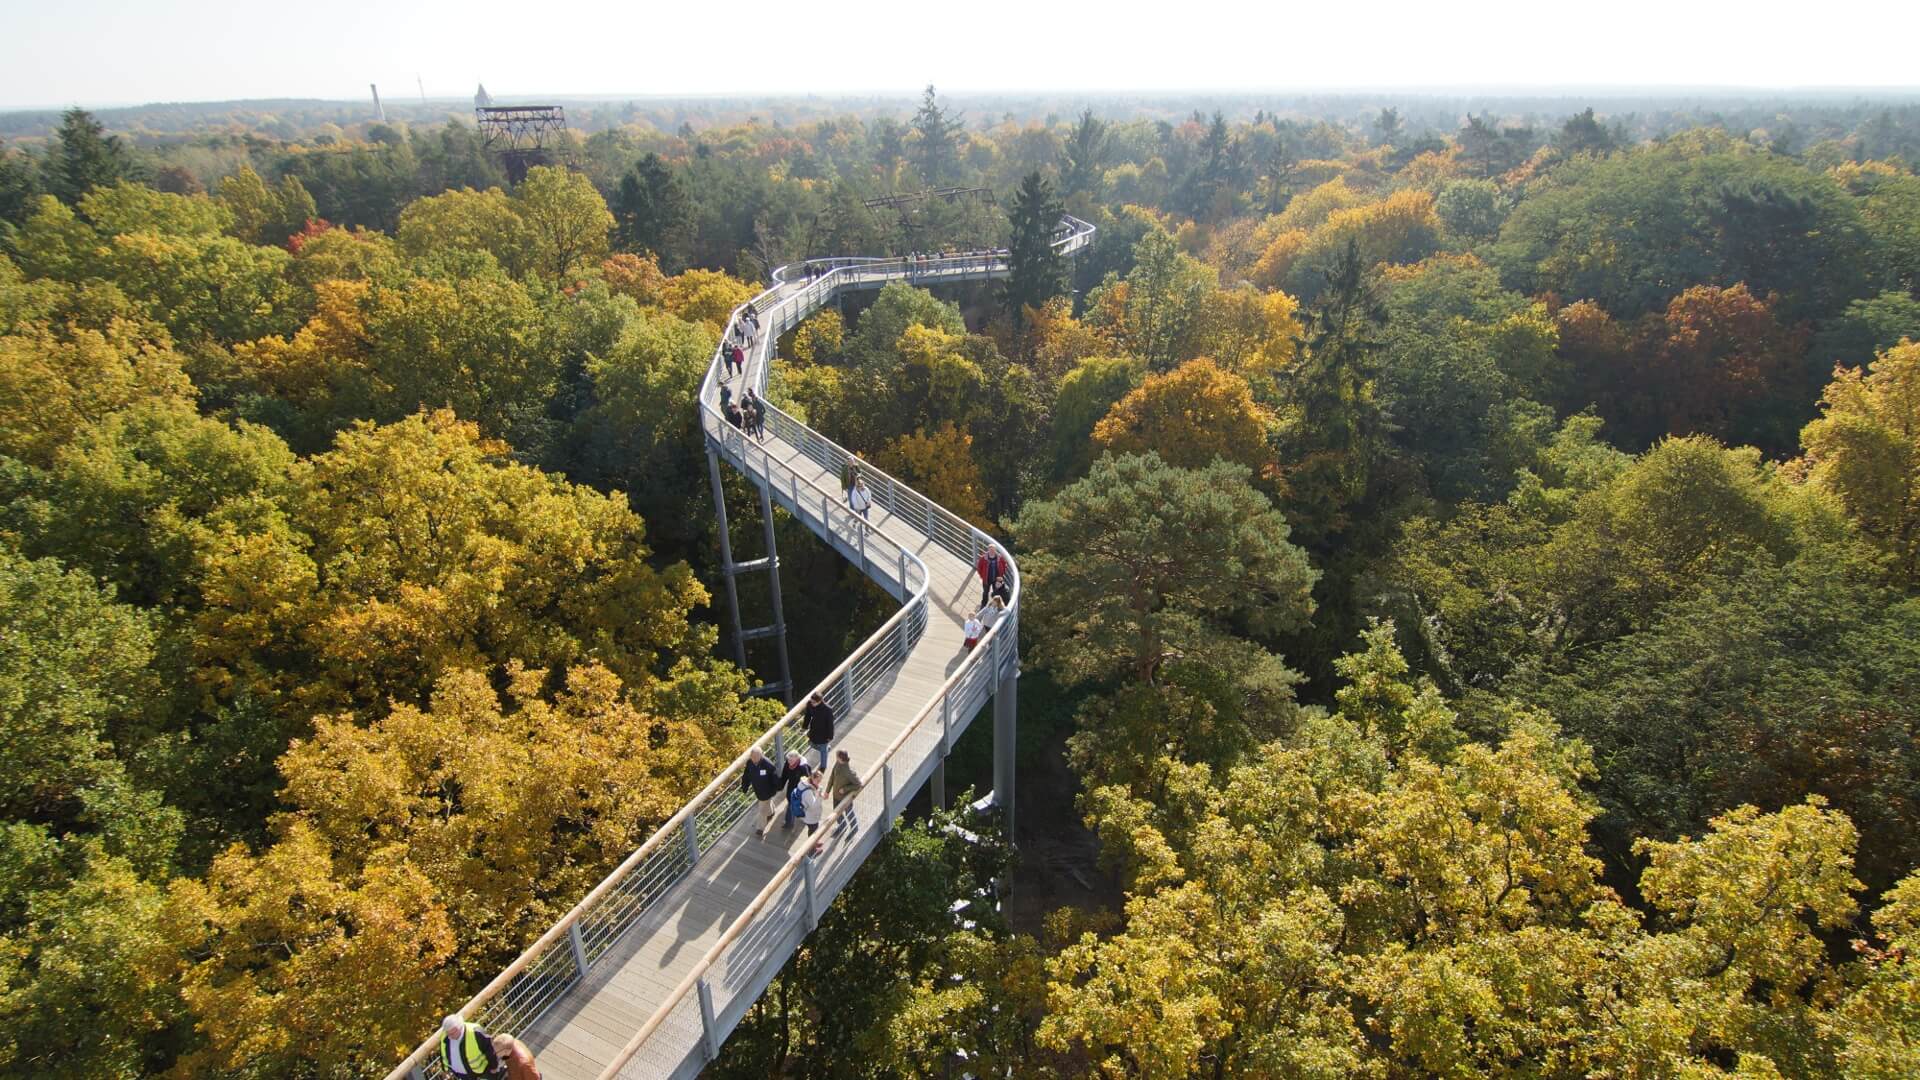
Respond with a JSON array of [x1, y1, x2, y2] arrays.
[[568, 921, 589, 978], [411, 1067, 427, 1080], [802, 853, 819, 929], [697, 978, 720, 1062], [941, 693, 952, 754], [842, 668, 855, 714], [882, 764, 895, 832], [683, 813, 701, 866], [898, 549, 908, 598]]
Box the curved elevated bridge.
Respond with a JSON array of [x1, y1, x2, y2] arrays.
[[386, 217, 1096, 1079]]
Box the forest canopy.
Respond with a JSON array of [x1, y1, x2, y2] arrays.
[[2, 89, 1920, 1077]]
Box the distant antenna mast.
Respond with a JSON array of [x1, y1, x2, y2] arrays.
[[475, 83, 494, 108], [370, 83, 385, 122], [417, 75, 427, 104]]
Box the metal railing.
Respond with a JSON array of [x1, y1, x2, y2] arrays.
[[386, 215, 1089, 1080]]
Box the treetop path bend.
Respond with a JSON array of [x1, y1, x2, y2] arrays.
[[384, 216, 1095, 1080]]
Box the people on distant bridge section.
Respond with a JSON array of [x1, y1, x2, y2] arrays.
[[440, 1014, 509, 1079], [805, 692, 836, 770], [976, 546, 1006, 607], [742, 747, 783, 837], [779, 750, 813, 832]]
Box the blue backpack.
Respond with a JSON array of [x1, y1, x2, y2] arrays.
[[788, 783, 806, 818]]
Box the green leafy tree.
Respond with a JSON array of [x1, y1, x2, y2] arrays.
[[1013, 451, 1317, 688]]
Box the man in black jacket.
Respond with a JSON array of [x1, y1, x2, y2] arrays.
[[741, 747, 782, 837], [804, 692, 836, 770], [778, 750, 813, 831]]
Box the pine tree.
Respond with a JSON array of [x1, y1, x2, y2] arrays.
[[1059, 108, 1108, 200], [910, 85, 964, 186], [45, 108, 137, 206], [1004, 171, 1066, 328]]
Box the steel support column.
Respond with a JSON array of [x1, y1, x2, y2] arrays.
[[758, 481, 795, 706], [706, 446, 747, 666], [993, 644, 1018, 843]]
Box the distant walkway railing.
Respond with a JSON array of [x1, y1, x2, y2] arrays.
[[384, 213, 1092, 1080]]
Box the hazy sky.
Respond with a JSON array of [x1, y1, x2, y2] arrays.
[[3, 0, 1917, 108]]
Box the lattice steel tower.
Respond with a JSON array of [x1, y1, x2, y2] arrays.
[[476, 104, 566, 181]]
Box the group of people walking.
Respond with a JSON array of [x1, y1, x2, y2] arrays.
[[721, 303, 760, 380], [740, 691, 861, 858], [719, 385, 766, 440]]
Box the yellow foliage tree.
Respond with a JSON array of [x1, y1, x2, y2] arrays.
[[661, 268, 755, 330], [599, 252, 667, 307], [191, 409, 709, 716], [879, 422, 991, 526], [1194, 286, 1302, 378], [789, 309, 844, 366], [1799, 340, 1920, 585], [0, 322, 194, 465], [1091, 358, 1276, 479]]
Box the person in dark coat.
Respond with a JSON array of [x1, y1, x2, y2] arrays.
[[778, 750, 813, 831], [741, 747, 782, 837], [804, 692, 835, 770], [991, 569, 1012, 607], [975, 546, 1005, 606]]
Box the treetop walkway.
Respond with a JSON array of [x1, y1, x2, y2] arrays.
[[384, 215, 1095, 1080]]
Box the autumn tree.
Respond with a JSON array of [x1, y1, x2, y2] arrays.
[[1050, 354, 1145, 479], [191, 409, 709, 718], [1800, 339, 1920, 585], [216, 165, 318, 247], [1091, 358, 1274, 479], [514, 164, 614, 285], [879, 423, 991, 526]]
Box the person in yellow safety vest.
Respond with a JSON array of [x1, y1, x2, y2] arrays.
[[441, 1013, 507, 1079]]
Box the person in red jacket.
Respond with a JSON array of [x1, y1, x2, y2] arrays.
[[975, 546, 1004, 606]]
